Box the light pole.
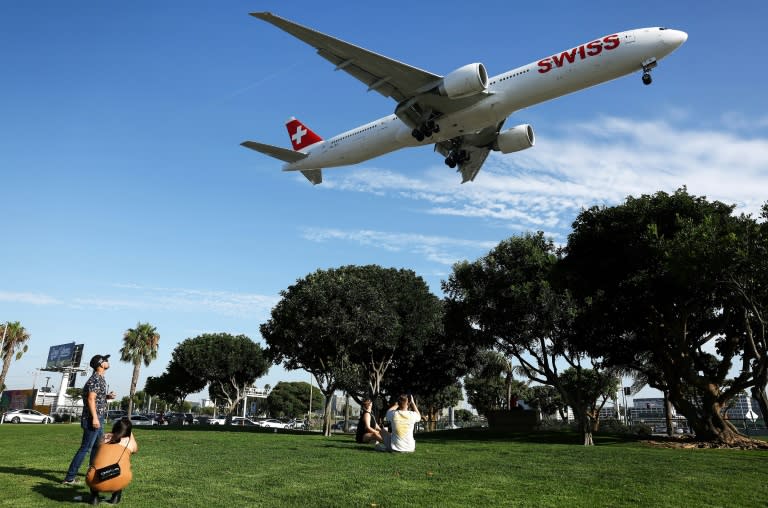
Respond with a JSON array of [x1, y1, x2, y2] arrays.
[[307, 374, 313, 429]]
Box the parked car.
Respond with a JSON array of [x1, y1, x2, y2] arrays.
[[203, 416, 226, 425], [167, 412, 198, 425], [259, 418, 289, 429], [2, 409, 53, 424], [129, 414, 156, 426], [331, 421, 357, 432], [231, 416, 260, 426], [106, 410, 127, 421], [286, 418, 308, 430]]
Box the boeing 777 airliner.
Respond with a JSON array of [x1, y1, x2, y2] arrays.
[[242, 12, 687, 185]]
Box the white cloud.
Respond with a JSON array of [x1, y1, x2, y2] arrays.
[[303, 228, 497, 266], [0, 291, 63, 306], [1, 285, 278, 318], [322, 114, 768, 241]]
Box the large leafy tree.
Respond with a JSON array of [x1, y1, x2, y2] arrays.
[[444, 232, 614, 445], [120, 322, 160, 415], [464, 350, 526, 417], [171, 333, 269, 418], [261, 265, 445, 435], [266, 381, 324, 418], [561, 189, 768, 446], [0, 321, 30, 393], [145, 361, 204, 410]]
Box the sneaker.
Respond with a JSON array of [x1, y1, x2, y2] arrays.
[[62, 478, 80, 485]]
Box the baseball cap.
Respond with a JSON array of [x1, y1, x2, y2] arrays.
[[89, 354, 111, 369]]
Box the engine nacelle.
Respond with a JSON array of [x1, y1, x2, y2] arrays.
[[493, 124, 535, 154], [438, 63, 488, 99]]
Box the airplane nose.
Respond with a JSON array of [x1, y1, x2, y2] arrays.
[[664, 29, 688, 48]]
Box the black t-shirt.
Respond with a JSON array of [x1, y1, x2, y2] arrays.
[[355, 410, 377, 443]]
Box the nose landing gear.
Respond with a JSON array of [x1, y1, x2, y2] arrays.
[[641, 57, 658, 86]]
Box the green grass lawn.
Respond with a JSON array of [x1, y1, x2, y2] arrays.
[[1, 424, 766, 507]]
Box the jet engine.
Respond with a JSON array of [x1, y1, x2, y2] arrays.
[[437, 63, 488, 98], [493, 124, 535, 153]]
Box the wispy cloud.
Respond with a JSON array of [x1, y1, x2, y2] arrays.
[[1, 286, 279, 318], [323, 114, 768, 242], [0, 291, 63, 306], [303, 228, 497, 266]]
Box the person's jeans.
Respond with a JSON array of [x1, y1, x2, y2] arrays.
[[64, 417, 104, 481]]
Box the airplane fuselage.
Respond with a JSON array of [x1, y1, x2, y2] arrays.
[[282, 27, 686, 173]]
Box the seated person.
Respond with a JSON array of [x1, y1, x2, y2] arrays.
[[85, 417, 138, 505], [355, 399, 383, 444], [379, 393, 421, 453]]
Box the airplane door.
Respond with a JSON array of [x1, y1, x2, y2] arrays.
[[622, 33, 636, 44]]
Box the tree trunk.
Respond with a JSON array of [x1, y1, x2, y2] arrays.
[[664, 391, 674, 437], [322, 391, 334, 436], [127, 361, 141, 416], [581, 413, 594, 446], [752, 382, 768, 424], [0, 352, 12, 395], [674, 387, 749, 445]]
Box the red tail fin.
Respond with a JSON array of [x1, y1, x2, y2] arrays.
[[285, 117, 323, 151]]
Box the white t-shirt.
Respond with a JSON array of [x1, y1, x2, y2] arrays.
[[386, 409, 420, 452]]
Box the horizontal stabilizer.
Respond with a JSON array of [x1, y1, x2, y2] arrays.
[[300, 169, 323, 185], [240, 141, 308, 163]]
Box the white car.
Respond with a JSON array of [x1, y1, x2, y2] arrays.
[[259, 418, 289, 429], [3, 409, 53, 424], [128, 414, 156, 426], [230, 416, 260, 426]]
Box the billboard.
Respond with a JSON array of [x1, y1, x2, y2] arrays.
[[46, 342, 76, 369], [0, 389, 35, 410]]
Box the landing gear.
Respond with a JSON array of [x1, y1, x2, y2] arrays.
[[642, 73, 652, 85], [444, 149, 469, 169], [641, 57, 658, 86], [411, 120, 440, 141]]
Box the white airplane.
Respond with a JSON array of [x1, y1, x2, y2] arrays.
[[242, 12, 687, 185]]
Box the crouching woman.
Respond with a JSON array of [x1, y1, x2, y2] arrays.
[[85, 417, 138, 505]]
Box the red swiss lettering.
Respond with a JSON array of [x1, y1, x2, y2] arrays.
[[603, 34, 620, 50], [553, 48, 578, 68], [586, 40, 602, 56], [578, 45, 587, 60], [537, 58, 553, 74]]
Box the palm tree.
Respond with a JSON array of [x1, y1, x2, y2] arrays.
[[120, 322, 160, 416], [0, 321, 30, 393]]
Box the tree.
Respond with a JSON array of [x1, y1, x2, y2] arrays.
[[558, 367, 619, 445], [0, 321, 30, 394], [171, 333, 269, 418], [444, 232, 612, 445], [145, 361, 205, 410], [120, 322, 160, 416], [561, 189, 768, 446], [261, 265, 444, 435], [464, 350, 520, 416], [527, 385, 567, 421], [266, 381, 324, 418]]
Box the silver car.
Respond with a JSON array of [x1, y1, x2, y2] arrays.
[[2, 409, 53, 424]]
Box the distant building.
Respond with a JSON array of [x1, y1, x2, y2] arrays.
[[724, 391, 763, 422]]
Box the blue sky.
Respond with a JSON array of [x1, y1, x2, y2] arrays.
[[2, 1, 767, 402]]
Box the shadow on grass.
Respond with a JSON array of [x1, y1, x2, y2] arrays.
[[415, 428, 639, 446], [0, 465, 86, 503]]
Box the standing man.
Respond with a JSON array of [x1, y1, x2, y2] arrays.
[[383, 393, 421, 453], [63, 354, 116, 485]]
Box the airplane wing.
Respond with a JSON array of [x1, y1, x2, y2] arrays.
[[251, 12, 488, 128]]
